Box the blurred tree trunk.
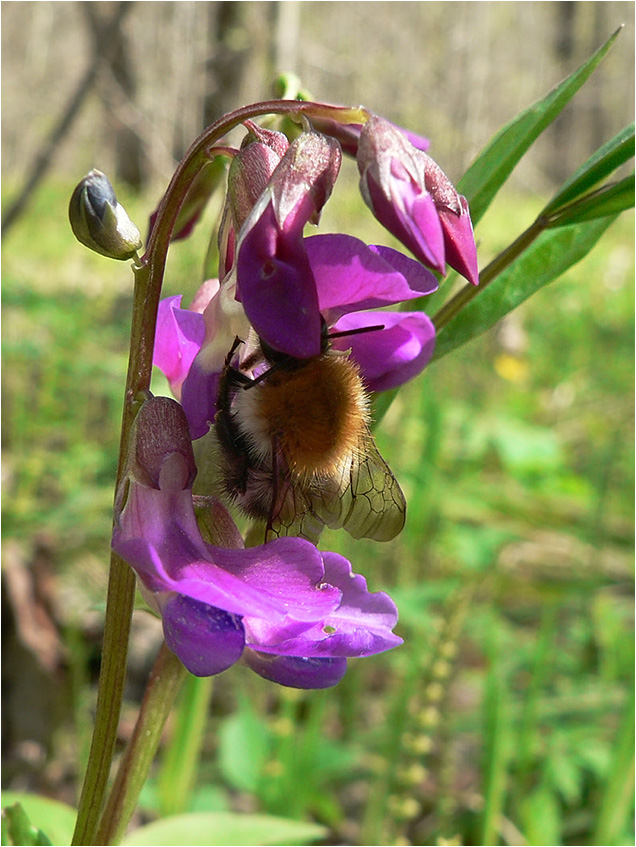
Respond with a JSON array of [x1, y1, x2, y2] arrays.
[[204, 1, 276, 127], [549, 1, 578, 184], [83, 1, 147, 190]]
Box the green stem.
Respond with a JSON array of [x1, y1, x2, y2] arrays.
[[432, 216, 546, 334], [71, 555, 136, 845], [72, 262, 154, 847], [94, 644, 188, 846], [72, 97, 369, 846]]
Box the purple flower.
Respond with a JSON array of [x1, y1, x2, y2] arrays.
[[154, 234, 437, 439], [113, 397, 402, 688], [357, 116, 479, 286]]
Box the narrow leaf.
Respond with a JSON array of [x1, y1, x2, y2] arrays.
[[547, 175, 635, 226], [543, 123, 635, 214], [123, 812, 327, 846], [433, 215, 617, 360], [458, 27, 623, 225], [592, 687, 636, 845], [480, 652, 512, 845]]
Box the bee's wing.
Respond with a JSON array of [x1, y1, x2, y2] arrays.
[[336, 429, 406, 542], [300, 429, 406, 543], [266, 430, 405, 544]]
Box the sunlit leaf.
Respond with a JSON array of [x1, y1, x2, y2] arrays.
[[0, 794, 76, 847], [543, 123, 634, 214], [548, 175, 635, 226], [459, 27, 623, 225], [433, 215, 618, 360], [217, 695, 270, 794], [123, 812, 326, 846]]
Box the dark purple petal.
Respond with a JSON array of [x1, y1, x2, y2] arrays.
[[387, 174, 446, 274], [153, 296, 206, 395], [237, 201, 322, 358], [244, 552, 402, 658], [358, 117, 448, 274], [162, 593, 245, 676], [228, 140, 285, 231], [438, 196, 479, 286], [113, 459, 341, 622], [331, 311, 436, 392], [180, 356, 221, 439], [243, 649, 348, 689], [304, 235, 437, 323]]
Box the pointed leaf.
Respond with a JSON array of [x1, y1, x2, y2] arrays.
[[433, 215, 618, 360], [544, 123, 634, 214], [123, 812, 327, 846], [458, 27, 623, 225], [1, 794, 77, 847], [548, 174, 635, 226]]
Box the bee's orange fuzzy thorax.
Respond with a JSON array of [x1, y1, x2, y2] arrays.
[[258, 353, 368, 477]]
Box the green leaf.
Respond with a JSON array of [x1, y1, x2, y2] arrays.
[[122, 812, 327, 846], [217, 695, 270, 793], [480, 647, 512, 846], [543, 123, 635, 214], [433, 215, 618, 360], [458, 27, 623, 225], [519, 785, 563, 846], [1, 804, 52, 846], [0, 794, 77, 847], [592, 687, 636, 846], [547, 174, 635, 226]]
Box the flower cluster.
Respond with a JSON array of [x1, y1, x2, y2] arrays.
[[155, 116, 478, 440], [102, 105, 479, 688], [113, 396, 401, 688]]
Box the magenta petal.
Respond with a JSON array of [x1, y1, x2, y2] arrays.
[[438, 196, 479, 285], [394, 180, 446, 274], [180, 356, 221, 439], [153, 296, 205, 395], [331, 311, 436, 392], [162, 593, 245, 676], [365, 174, 446, 275], [113, 478, 341, 622], [237, 201, 322, 358], [245, 552, 402, 659], [305, 235, 437, 322], [243, 649, 348, 689]]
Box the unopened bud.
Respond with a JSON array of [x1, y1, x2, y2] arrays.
[[69, 169, 142, 260], [227, 122, 290, 232]]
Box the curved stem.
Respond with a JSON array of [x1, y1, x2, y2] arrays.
[[94, 644, 188, 846], [72, 97, 367, 846]]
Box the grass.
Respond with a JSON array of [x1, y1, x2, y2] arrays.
[[2, 179, 634, 845]]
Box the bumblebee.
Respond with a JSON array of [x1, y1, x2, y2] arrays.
[[214, 328, 406, 543]]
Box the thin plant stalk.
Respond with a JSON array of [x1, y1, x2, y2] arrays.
[[71, 98, 369, 846], [94, 644, 188, 845]]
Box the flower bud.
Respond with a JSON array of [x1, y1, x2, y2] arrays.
[[358, 117, 478, 285], [69, 169, 142, 260], [226, 122, 290, 232]]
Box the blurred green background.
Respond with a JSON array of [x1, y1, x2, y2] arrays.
[[2, 3, 634, 845]]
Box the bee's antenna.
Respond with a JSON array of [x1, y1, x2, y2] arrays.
[[328, 324, 385, 340]]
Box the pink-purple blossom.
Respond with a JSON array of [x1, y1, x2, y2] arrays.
[[357, 115, 479, 286], [112, 397, 401, 688]]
